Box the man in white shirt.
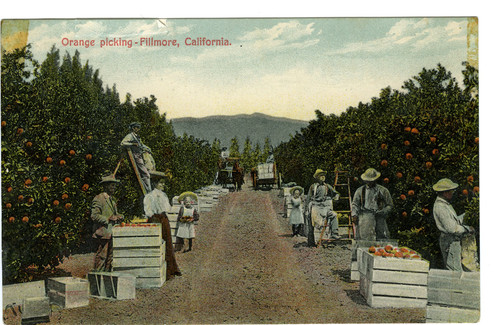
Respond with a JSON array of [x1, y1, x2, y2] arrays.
[[433, 178, 474, 271]]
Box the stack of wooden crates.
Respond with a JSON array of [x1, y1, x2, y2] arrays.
[[112, 224, 166, 288], [426, 269, 480, 323], [358, 248, 430, 308], [350, 240, 398, 281]]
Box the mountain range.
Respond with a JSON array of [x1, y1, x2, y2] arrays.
[[170, 113, 309, 148]]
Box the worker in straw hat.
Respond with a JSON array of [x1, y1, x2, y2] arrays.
[[432, 178, 474, 271], [305, 169, 341, 246], [90, 174, 124, 271], [175, 191, 200, 253], [352, 168, 394, 241]]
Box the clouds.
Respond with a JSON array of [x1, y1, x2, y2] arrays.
[[333, 18, 467, 55]]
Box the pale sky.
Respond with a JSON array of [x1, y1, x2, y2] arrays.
[[25, 17, 470, 121]]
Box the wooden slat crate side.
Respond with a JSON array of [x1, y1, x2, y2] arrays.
[[2, 280, 46, 309], [48, 289, 89, 309], [426, 304, 480, 323], [135, 262, 166, 289], [427, 275, 480, 293], [353, 240, 399, 249], [47, 277, 89, 293], [360, 274, 369, 298], [367, 252, 430, 273], [113, 256, 164, 267], [367, 268, 429, 285], [113, 236, 162, 248], [114, 246, 163, 258], [351, 261, 360, 281], [367, 295, 427, 308], [21, 297, 50, 319], [113, 266, 164, 278], [112, 224, 161, 237], [429, 268, 480, 281], [427, 288, 480, 309], [370, 282, 428, 299]]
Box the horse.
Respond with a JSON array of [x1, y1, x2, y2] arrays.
[[232, 162, 244, 191]]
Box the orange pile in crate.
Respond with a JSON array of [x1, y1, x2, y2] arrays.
[[368, 245, 422, 259]]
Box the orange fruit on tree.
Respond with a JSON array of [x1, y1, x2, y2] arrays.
[[8, 217, 15, 223], [404, 126, 411, 132], [462, 189, 469, 196], [61, 193, 69, 200], [59, 160, 66, 166], [353, 177, 358, 182], [64, 203, 72, 210], [383, 177, 389, 184], [6, 203, 12, 209], [46, 157, 53, 163], [22, 216, 29, 223], [423, 208, 430, 214], [473, 186, 479, 193], [380, 160, 388, 167], [18, 195, 24, 201], [82, 184, 90, 191], [408, 190, 415, 196], [53, 200, 60, 206], [27, 197, 34, 204], [411, 128, 420, 135], [425, 161, 433, 169], [432, 149, 439, 155], [64, 177, 71, 184], [25, 141, 33, 147], [467, 175, 474, 183], [16, 128, 24, 134], [402, 211, 408, 217], [69, 150, 76, 156], [400, 194, 407, 200], [404, 140, 410, 146], [396, 172, 403, 179], [24, 179, 32, 186], [474, 137, 479, 144], [414, 176, 421, 183], [405, 153, 413, 160], [1, 121, 6, 127], [42, 176, 49, 182], [381, 143, 388, 150], [55, 217, 62, 223], [7, 186, 13, 192], [430, 136, 437, 143], [85, 154, 93, 160]]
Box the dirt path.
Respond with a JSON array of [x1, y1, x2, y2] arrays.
[[16, 183, 425, 324]]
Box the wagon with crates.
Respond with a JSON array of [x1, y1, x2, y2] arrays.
[[251, 162, 281, 190]]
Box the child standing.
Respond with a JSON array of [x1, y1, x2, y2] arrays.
[[289, 186, 305, 237], [176, 192, 199, 253]]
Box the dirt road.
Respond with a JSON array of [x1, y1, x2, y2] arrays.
[[17, 184, 425, 324]]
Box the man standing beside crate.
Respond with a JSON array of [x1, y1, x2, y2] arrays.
[[351, 168, 394, 241], [305, 169, 340, 246], [432, 178, 475, 271], [90, 174, 124, 271]]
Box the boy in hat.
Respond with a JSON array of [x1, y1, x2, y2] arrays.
[[352, 168, 393, 241], [433, 178, 474, 271], [305, 169, 340, 246], [175, 192, 200, 253], [90, 174, 124, 271], [143, 179, 182, 278], [120, 122, 152, 192]]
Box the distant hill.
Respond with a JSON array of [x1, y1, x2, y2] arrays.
[[170, 113, 309, 148]]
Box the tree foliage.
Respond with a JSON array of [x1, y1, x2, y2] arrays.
[[274, 63, 479, 268], [1, 45, 217, 283]]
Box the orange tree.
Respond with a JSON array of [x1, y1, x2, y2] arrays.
[[2, 46, 218, 283], [275, 63, 478, 268]]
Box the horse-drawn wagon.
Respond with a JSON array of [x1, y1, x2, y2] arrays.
[[215, 157, 244, 191], [251, 162, 281, 190]]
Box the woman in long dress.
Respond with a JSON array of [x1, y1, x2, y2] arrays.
[[143, 179, 182, 278]]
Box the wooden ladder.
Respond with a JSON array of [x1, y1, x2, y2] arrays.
[[333, 170, 355, 239]]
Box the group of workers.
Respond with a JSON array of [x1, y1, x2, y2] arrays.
[[90, 122, 200, 279], [287, 168, 475, 272]]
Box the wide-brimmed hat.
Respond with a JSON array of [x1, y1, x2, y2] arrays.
[[129, 122, 141, 129], [433, 178, 459, 192], [313, 169, 327, 179], [178, 191, 198, 203], [361, 168, 381, 182], [290, 186, 304, 196], [100, 174, 120, 184]]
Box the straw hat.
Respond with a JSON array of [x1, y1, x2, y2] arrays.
[[178, 191, 198, 203], [290, 186, 304, 196], [99, 174, 120, 184], [432, 178, 458, 192], [361, 168, 381, 182], [129, 122, 141, 129], [313, 169, 327, 179]]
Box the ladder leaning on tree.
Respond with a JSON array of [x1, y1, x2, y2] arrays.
[[333, 170, 355, 239]]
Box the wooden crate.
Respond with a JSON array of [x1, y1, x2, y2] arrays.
[[135, 261, 167, 288], [87, 272, 136, 300], [358, 248, 429, 308], [426, 269, 480, 323], [21, 297, 50, 325], [2, 280, 45, 310], [47, 277, 89, 308], [350, 240, 398, 281]]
